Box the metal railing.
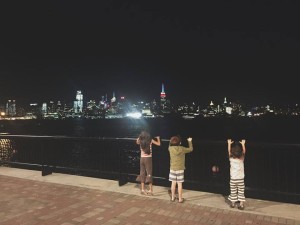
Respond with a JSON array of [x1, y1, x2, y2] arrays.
[[0, 135, 299, 204]]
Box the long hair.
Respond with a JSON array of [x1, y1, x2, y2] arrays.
[[139, 131, 152, 154]]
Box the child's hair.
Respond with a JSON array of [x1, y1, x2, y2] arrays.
[[170, 135, 182, 146], [230, 141, 244, 159], [139, 130, 151, 154]]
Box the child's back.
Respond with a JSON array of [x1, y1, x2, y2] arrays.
[[227, 139, 246, 210]]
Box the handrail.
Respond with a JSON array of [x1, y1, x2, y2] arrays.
[[0, 134, 299, 204], [1, 134, 300, 147]]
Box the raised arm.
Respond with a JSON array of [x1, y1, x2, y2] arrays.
[[239, 139, 246, 155], [151, 136, 161, 146], [227, 139, 233, 157], [183, 137, 193, 153]]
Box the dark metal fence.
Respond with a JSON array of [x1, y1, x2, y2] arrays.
[[0, 135, 299, 204]]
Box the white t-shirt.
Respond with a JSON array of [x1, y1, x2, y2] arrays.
[[229, 158, 245, 179]]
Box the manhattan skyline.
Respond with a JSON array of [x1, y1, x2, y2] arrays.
[[1, 1, 300, 105]]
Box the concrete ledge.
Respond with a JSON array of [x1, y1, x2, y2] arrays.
[[1, 166, 299, 221]]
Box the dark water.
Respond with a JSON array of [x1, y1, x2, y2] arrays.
[[1, 116, 300, 143]]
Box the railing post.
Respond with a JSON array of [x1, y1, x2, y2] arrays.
[[118, 142, 128, 186], [41, 139, 52, 176]]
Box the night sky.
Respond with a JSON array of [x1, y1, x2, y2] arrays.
[[1, 1, 300, 106]]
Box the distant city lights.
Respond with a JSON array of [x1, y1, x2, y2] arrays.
[[126, 112, 142, 119]]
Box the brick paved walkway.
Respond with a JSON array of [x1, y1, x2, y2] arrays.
[[1, 175, 299, 225]]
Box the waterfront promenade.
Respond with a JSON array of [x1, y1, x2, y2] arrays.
[[0, 167, 299, 225]]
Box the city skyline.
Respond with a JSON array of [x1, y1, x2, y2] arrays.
[[1, 83, 298, 108], [2, 86, 300, 120], [1, 1, 300, 105]]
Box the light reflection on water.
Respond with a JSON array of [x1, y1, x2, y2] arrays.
[[0, 116, 300, 142]]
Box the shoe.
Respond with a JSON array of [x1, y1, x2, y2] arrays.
[[178, 198, 185, 203], [238, 204, 244, 210], [170, 197, 176, 202], [170, 195, 176, 202], [147, 191, 153, 196], [168, 189, 178, 199], [230, 203, 235, 208]]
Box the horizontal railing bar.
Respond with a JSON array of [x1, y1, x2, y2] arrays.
[[1, 134, 300, 147]]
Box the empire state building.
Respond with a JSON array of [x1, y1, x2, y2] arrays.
[[160, 83, 166, 108]]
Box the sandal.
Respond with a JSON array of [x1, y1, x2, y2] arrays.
[[141, 190, 147, 195], [170, 195, 176, 202], [147, 191, 153, 196], [178, 198, 185, 203], [238, 204, 244, 210]]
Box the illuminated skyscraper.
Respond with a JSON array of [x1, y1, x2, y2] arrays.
[[206, 100, 216, 117], [57, 101, 62, 113], [111, 91, 116, 104], [6, 100, 16, 116], [160, 83, 166, 99], [49, 101, 55, 113], [74, 90, 83, 113], [160, 83, 166, 108], [42, 102, 47, 114], [221, 97, 232, 115]]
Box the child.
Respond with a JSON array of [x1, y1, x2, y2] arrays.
[[227, 139, 246, 210], [168, 135, 193, 203], [136, 130, 161, 195]]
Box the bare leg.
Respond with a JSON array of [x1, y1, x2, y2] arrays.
[[141, 182, 146, 193], [177, 182, 183, 202], [171, 181, 177, 200], [148, 183, 153, 195]]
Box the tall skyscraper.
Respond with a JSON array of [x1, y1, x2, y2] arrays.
[[160, 83, 166, 99], [6, 100, 16, 116], [74, 90, 83, 113], [42, 102, 47, 114], [111, 92, 116, 104], [160, 83, 166, 108], [49, 101, 55, 113]]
